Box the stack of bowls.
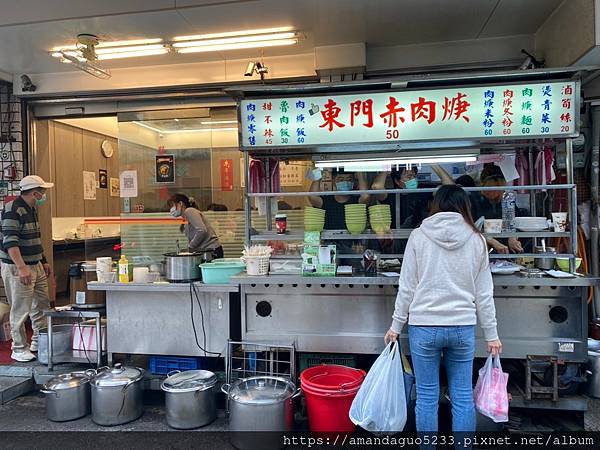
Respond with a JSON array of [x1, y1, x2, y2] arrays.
[[344, 204, 367, 234], [368, 204, 392, 233], [304, 207, 326, 232]]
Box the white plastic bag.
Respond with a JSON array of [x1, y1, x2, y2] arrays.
[[473, 354, 509, 423], [349, 341, 407, 433]]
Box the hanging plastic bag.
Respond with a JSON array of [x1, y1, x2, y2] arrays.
[[473, 354, 509, 423], [349, 341, 410, 433]]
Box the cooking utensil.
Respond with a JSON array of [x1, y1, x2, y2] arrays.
[[41, 370, 95, 422], [222, 376, 301, 450], [90, 363, 145, 426], [161, 370, 217, 429], [555, 257, 583, 272], [164, 252, 207, 282], [534, 246, 556, 270]]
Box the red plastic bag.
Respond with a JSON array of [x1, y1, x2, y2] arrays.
[[473, 355, 509, 423]]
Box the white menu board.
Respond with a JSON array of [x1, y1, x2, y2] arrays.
[[240, 81, 579, 148]]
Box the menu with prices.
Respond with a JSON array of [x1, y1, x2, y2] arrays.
[[240, 81, 579, 148]]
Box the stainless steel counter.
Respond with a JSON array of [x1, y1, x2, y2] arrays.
[[232, 273, 600, 287], [88, 281, 237, 363], [88, 281, 239, 293], [234, 273, 593, 361]]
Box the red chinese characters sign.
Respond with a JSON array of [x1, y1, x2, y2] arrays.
[[240, 81, 579, 147], [220, 159, 234, 191]]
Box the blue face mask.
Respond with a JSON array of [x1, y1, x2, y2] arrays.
[[335, 181, 353, 192], [404, 179, 419, 190], [170, 206, 182, 217]]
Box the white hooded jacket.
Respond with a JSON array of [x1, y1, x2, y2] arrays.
[[390, 211, 498, 341]]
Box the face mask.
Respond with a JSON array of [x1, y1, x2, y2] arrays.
[[170, 206, 181, 217], [404, 179, 419, 190], [335, 181, 353, 191], [35, 193, 47, 206]]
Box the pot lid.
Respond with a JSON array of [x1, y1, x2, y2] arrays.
[[228, 376, 296, 405], [91, 363, 144, 387], [43, 371, 92, 391], [161, 370, 217, 393]]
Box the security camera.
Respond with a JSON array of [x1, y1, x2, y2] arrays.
[[20, 75, 37, 92], [244, 62, 256, 77], [255, 62, 268, 75]]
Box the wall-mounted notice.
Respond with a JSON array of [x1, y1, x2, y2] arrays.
[[120, 170, 138, 198]]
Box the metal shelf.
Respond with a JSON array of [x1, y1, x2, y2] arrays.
[[251, 230, 571, 241]]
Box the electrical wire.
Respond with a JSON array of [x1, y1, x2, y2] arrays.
[[189, 282, 221, 357]]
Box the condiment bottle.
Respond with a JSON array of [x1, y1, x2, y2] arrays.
[[118, 255, 130, 283]]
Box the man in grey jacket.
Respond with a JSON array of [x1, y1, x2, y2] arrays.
[[0, 175, 53, 362]]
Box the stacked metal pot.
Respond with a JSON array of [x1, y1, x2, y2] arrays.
[[222, 376, 301, 450], [161, 369, 218, 429], [41, 363, 145, 426]]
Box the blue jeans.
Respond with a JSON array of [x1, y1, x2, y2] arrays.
[[409, 325, 476, 446]]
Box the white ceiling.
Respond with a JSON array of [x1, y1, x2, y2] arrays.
[[0, 0, 562, 76]]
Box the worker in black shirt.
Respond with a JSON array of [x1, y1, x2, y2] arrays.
[[470, 165, 525, 254]]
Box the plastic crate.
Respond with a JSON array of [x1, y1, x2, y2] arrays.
[[149, 356, 200, 375], [298, 353, 357, 373]]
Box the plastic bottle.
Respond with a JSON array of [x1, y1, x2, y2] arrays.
[[118, 255, 130, 283], [501, 191, 516, 232]]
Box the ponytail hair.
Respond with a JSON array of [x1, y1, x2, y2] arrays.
[[168, 193, 198, 209]]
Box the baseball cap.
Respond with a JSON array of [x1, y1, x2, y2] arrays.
[[19, 175, 54, 191]]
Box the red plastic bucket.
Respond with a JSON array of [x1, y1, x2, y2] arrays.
[[300, 364, 366, 391], [300, 365, 365, 432]]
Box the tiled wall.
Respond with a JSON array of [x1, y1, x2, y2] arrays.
[[0, 82, 25, 305], [0, 82, 24, 205]]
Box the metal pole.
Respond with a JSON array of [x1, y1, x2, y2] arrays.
[[565, 138, 577, 273], [244, 153, 251, 246], [95, 314, 102, 367], [265, 158, 272, 231], [591, 106, 600, 317], [528, 146, 536, 215], [47, 314, 53, 372]]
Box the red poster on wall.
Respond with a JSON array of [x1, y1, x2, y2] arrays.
[[220, 159, 234, 191]]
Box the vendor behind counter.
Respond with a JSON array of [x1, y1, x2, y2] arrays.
[[469, 165, 527, 254], [307, 168, 370, 258]]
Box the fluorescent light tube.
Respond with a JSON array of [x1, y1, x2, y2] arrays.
[[51, 38, 163, 52], [95, 44, 166, 55], [173, 26, 294, 41], [132, 122, 237, 133], [172, 32, 297, 48], [97, 48, 169, 60], [315, 155, 477, 169], [176, 39, 297, 54]]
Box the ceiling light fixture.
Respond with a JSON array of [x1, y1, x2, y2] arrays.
[[51, 38, 164, 52], [176, 39, 297, 54], [97, 48, 169, 60], [173, 26, 294, 41], [95, 44, 166, 55], [172, 32, 297, 48], [132, 121, 237, 133], [199, 120, 237, 125], [315, 155, 478, 169]]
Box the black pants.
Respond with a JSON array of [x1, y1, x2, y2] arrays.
[[213, 246, 224, 259]]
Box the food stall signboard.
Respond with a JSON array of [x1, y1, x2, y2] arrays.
[[240, 81, 578, 148]]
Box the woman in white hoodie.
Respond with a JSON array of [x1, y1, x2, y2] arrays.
[[384, 185, 502, 439]]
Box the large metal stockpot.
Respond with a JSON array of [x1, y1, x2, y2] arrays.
[[161, 370, 217, 429], [41, 370, 95, 422], [222, 376, 301, 450], [90, 364, 145, 426], [163, 252, 209, 282]]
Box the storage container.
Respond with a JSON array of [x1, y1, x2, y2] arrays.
[[200, 262, 245, 284], [149, 356, 200, 375]]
